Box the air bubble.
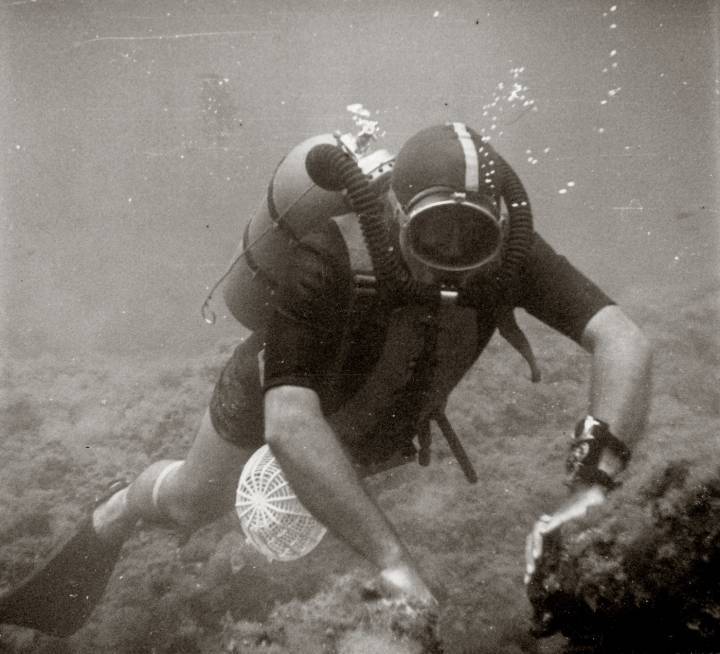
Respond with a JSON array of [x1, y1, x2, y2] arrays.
[[558, 188, 568, 194], [566, 181, 575, 187]]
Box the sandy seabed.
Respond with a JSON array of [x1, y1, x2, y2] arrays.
[[1, 281, 717, 654]]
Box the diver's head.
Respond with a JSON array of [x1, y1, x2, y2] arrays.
[[390, 123, 506, 287]]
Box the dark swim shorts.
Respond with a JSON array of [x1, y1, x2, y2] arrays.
[[208, 335, 266, 449]]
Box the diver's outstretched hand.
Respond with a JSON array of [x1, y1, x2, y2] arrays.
[[525, 484, 606, 584], [524, 484, 607, 636]]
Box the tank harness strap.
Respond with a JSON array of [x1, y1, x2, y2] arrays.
[[266, 156, 309, 242], [417, 418, 432, 466], [431, 410, 479, 484], [496, 308, 541, 382], [265, 155, 299, 238], [413, 411, 478, 484], [242, 220, 279, 291]]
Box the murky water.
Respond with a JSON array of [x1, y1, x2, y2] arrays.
[[2, 0, 717, 356]]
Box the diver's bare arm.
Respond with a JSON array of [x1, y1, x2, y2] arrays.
[[264, 385, 434, 603], [554, 305, 652, 514], [580, 304, 653, 475], [526, 305, 653, 575]]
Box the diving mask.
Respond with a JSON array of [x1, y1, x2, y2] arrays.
[[393, 186, 506, 286]]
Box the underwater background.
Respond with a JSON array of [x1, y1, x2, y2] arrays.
[[2, 0, 717, 356]]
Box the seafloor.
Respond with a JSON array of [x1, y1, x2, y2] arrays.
[[1, 282, 717, 653]]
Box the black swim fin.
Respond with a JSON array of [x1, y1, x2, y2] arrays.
[[0, 481, 128, 637]]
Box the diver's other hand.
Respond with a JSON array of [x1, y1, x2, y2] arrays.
[[378, 563, 439, 608], [525, 483, 607, 584], [362, 565, 444, 653]]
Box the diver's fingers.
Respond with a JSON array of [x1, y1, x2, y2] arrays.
[[533, 514, 556, 555], [525, 513, 563, 583], [524, 531, 537, 583]]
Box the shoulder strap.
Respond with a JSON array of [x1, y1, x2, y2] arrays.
[[331, 212, 375, 275]]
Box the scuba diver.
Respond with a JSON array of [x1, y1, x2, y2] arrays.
[[0, 123, 652, 638]]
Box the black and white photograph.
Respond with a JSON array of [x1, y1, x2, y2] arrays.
[[1, 1, 718, 652]]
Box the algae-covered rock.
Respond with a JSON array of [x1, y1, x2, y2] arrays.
[[528, 456, 720, 653], [220, 572, 443, 654]]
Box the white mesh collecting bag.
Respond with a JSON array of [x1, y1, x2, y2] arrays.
[[235, 444, 327, 561]]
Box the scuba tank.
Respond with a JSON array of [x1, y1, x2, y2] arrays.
[[219, 133, 395, 330]]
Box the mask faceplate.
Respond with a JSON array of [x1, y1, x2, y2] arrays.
[[393, 187, 505, 286]]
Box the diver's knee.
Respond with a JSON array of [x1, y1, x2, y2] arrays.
[[158, 464, 235, 529]]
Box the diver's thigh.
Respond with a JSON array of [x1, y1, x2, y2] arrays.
[[180, 408, 254, 485], [154, 409, 254, 524], [168, 335, 266, 511], [183, 335, 266, 481]]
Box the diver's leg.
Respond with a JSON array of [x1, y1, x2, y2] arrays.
[[0, 411, 256, 637], [94, 334, 265, 539], [0, 337, 263, 637], [93, 408, 253, 539]]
